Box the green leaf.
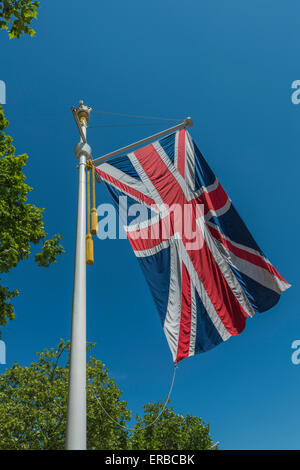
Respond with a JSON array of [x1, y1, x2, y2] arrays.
[[0, 0, 40, 39]]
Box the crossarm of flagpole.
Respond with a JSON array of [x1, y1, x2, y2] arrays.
[[72, 106, 87, 144], [91, 117, 193, 165]]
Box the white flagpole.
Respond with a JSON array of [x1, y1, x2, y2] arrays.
[[66, 101, 92, 450]]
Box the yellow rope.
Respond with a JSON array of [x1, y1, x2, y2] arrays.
[[86, 161, 94, 265], [91, 164, 98, 235], [87, 167, 91, 235], [85, 160, 99, 264]]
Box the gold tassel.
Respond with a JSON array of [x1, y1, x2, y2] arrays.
[[86, 164, 94, 265], [91, 164, 98, 235], [86, 233, 94, 265]]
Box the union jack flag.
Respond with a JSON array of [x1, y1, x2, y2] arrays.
[[95, 128, 290, 363]]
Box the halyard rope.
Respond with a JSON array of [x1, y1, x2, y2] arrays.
[[88, 123, 176, 128], [92, 110, 182, 122], [88, 363, 177, 431]]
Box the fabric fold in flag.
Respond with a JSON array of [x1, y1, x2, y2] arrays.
[[95, 128, 290, 363]]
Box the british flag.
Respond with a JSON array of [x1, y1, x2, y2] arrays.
[[95, 128, 290, 363]]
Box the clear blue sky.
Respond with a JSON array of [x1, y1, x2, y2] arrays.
[[1, 0, 299, 450]]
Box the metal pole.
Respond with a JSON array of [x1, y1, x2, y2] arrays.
[[92, 117, 193, 166], [66, 101, 92, 450]]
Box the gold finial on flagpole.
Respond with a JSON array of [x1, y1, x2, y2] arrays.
[[77, 100, 92, 128]]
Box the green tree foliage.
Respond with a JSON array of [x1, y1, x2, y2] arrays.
[[0, 105, 64, 330], [0, 340, 216, 450], [0, 340, 130, 450], [128, 403, 214, 450], [0, 0, 39, 38]]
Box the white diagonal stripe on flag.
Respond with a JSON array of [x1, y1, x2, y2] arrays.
[[163, 243, 183, 361]]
